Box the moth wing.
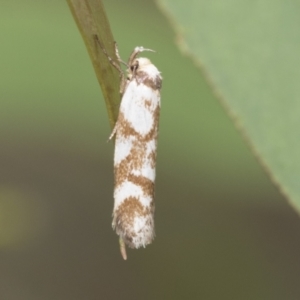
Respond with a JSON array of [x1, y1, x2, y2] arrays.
[[117, 80, 160, 135]]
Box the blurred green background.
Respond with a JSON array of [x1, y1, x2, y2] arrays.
[[1, 0, 300, 299]]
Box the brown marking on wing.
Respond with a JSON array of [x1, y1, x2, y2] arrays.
[[114, 155, 131, 187], [113, 196, 154, 248], [117, 112, 138, 138], [144, 99, 152, 108], [114, 101, 160, 188], [116, 102, 160, 142], [142, 105, 160, 141], [147, 150, 157, 169], [114, 140, 156, 188], [114, 139, 146, 186], [142, 77, 162, 90], [135, 71, 162, 90], [128, 174, 155, 196]]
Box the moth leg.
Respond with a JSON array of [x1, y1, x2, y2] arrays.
[[113, 42, 128, 95], [94, 35, 126, 93], [119, 237, 127, 260], [94, 35, 122, 72], [108, 121, 118, 141], [114, 42, 127, 67]]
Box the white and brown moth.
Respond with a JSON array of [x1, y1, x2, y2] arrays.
[[98, 40, 162, 259]]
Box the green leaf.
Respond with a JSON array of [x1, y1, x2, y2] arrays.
[[66, 0, 120, 128], [156, 1, 300, 212]]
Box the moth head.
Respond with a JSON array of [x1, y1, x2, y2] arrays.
[[130, 58, 152, 73]]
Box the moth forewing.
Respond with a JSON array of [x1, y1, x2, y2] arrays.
[[113, 53, 162, 255], [100, 42, 162, 259]]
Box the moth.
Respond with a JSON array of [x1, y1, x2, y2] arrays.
[[97, 39, 162, 259]]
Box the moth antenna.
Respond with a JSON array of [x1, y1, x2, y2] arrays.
[[138, 47, 155, 53], [128, 47, 156, 65]]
